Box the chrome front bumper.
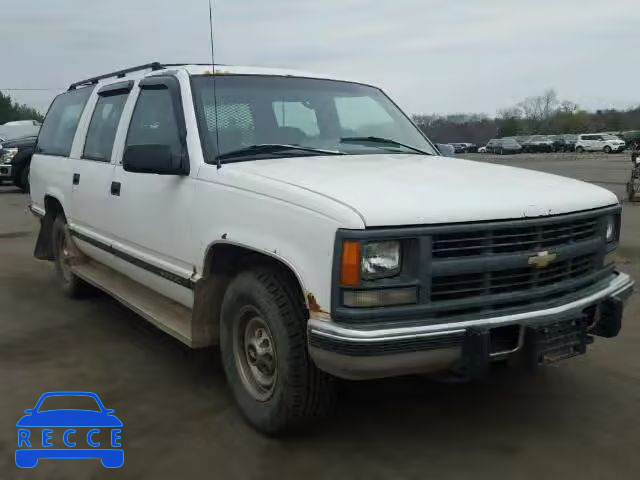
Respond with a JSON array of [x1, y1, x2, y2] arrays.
[[308, 271, 634, 380]]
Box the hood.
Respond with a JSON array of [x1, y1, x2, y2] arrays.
[[229, 154, 618, 227]]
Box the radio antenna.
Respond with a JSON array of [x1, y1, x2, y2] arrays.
[[208, 0, 221, 169]]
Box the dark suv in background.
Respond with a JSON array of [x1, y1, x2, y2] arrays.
[[486, 138, 522, 154], [0, 135, 37, 192]]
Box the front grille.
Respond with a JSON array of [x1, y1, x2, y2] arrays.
[[426, 211, 609, 319], [432, 217, 599, 258], [431, 254, 595, 302]]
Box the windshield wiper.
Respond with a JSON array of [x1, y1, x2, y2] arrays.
[[340, 136, 432, 155], [216, 144, 344, 162]]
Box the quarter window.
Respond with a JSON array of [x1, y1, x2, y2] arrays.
[[37, 87, 93, 156], [83, 92, 128, 162], [125, 88, 182, 156]]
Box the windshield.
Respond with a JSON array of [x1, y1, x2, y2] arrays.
[[191, 75, 437, 162]]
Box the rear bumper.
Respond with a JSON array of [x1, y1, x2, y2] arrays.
[[308, 271, 633, 380]]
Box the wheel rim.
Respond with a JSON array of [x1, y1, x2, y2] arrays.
[[56, 229, 73, 284], [233, 306, 277, 401]]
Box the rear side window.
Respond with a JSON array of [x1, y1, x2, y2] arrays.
[[83, 92, 129, 162], [125, 88, 181, 156], [37, 87, 93, 156]]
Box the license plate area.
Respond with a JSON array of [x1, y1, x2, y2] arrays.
[[526, 317, 592, 365]]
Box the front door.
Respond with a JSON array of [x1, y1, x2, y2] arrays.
[[106, 80, 196, 306]]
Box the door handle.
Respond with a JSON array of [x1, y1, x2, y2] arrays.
[[110, 181, 121, 196], [72, 173, 80, 185]]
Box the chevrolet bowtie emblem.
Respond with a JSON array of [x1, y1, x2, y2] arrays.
[[528, 251, 557, 269]]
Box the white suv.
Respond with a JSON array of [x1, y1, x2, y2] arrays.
[[29, 62, 633, 434], [575, 134, 626, 153]]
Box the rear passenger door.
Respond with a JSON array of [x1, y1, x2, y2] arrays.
[[69, 81, 132, 245]]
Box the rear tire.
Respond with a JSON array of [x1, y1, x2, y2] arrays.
[[576, 146, 585, 153], [52, 215, 92, 298], [220, 268, 336, 435]]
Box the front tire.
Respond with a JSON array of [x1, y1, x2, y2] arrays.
[[220, 268, 336, 435], [603, 145, 612, 154], [52, 215, 91, 297]]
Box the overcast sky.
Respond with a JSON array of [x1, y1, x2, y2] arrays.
[[2, 0, 639, 116]]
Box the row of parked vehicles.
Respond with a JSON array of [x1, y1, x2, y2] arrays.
[[476, 133, 628, 155]]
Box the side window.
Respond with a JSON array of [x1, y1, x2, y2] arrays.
[[83, 92, 129, 162], [37, 87, 93, 156], [125, 88, 181, 156], [272, 101, 320, 138]]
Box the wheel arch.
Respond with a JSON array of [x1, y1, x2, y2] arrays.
[[33, 194, 66, 260], [192, 241, 310, 346]]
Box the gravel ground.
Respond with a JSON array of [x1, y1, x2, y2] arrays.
[[1, 153, 639, 480]]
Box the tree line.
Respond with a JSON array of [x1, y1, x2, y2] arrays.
[[413, 89, 640, 145], [0, 91, 44, 124]]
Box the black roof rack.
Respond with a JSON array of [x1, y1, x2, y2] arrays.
[[67, 62, 228, 91], [68, 62, 164, 90]]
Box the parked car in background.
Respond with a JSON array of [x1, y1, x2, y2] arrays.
[[549, 135, 568, 152], [462, 142, 478, 153], [0, 120, 41, 143], [575, 134, 626, 153], [486, 138, 522, 154], [520, 135, 555, 153], [478, 145, 487, 153], [0, 135, 37, 192], [562, 134, 578, 152], [436, 143, 456, 157], [450, 143, 467, 154]]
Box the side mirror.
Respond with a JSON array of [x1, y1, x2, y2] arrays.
[[105, 409, 115, 415], [24, 409, 33, 414], [122, 144, 189, 175]]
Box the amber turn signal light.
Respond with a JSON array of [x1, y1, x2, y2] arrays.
[[340, 240, 361, 287]]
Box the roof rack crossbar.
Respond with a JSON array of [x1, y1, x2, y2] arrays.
[[68, 62, 164, 90]]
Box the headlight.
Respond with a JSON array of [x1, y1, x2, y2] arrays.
[[605, 215, 617, 243], [361, 241, 401, 280], [1, 148, 18, 164]]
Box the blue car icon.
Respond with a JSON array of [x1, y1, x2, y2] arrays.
[[16, 391, 123, 468]]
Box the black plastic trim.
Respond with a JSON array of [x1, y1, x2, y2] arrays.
[[69, 230, 194, 290], [69, 63, 163, 90], [98, 80, 134, 96], [309, 331, 465, 356], [128, 75, 190, 175], [331, 205, 621, 324]]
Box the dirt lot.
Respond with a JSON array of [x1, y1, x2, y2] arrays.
[[1, 152, 640, 480]]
